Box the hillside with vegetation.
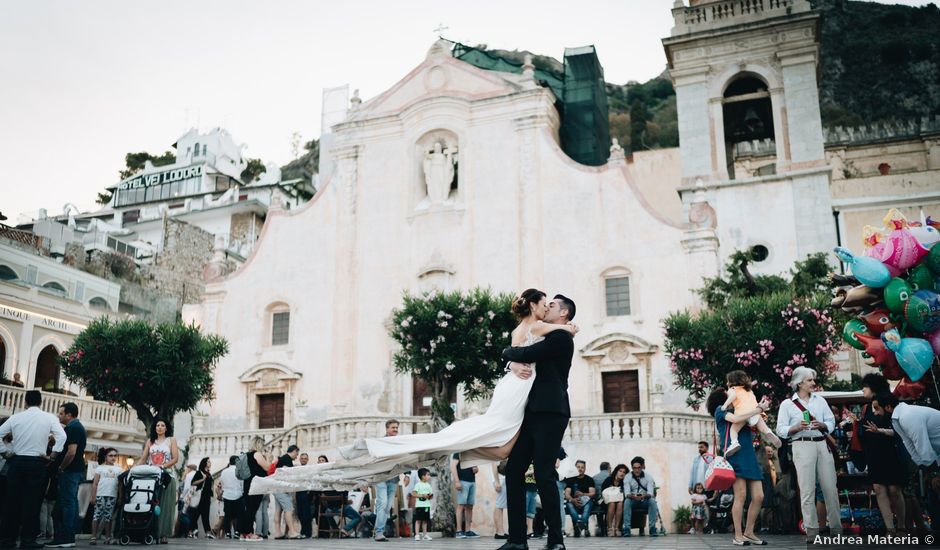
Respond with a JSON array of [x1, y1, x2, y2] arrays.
[[611, 0, 940, 152]]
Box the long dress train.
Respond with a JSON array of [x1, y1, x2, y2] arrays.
[[250, 333, 540, 494]]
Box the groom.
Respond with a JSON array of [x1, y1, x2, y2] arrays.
[[499, 294, 576, 550]]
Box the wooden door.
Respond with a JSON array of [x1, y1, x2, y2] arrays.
[[602, 370, 640, 413], [258, 393, 285, 429]]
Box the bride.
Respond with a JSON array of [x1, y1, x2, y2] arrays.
[[250, 288, 577, 494]]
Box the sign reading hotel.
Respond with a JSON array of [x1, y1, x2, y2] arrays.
[[117, 165, 204, 191]]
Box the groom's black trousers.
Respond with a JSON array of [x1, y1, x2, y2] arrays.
[[506, 412, 569, 546]]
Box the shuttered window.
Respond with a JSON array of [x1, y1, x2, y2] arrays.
[[272, 311, 290, 346], [605, 276, 631, 316]]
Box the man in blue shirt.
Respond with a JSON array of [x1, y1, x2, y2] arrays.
[[46, 402, 86, 549]]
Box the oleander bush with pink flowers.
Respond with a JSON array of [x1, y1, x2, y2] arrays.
[[664, 252, 845, 409]]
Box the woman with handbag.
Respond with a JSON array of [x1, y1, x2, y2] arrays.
[[844, 373, 907, 534], [600, 464, 628, 536], [707, 388, 770, 546]]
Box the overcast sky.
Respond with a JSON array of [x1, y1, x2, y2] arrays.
[[0, 0, 932, 223]]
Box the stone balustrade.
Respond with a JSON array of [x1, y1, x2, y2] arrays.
[[824, 115, 940, 146], [0, 384, 146, 449], [673, 0, 795, 32], [188, 412, 710, 461]]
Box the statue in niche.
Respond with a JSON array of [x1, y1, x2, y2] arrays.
[[423, 141, 457, 204]]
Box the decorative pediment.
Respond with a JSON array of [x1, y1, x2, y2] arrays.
[[417, 250, 455, 279], [238, 362, 302, 386], [354, 41, 523, 118], [580, 333, 658, 365]]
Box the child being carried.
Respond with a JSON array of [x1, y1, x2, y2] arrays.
[[721, 370, 782, 456]]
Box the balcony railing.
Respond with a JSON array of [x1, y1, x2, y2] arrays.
[[673, 0, 796, 33], [0, 385, 146, 447], [188, 412, 710, 461]]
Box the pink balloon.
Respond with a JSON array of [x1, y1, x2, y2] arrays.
[[864, 242, 903, 277], [869, 228, 929, 271], [928, 328, 940, 357]]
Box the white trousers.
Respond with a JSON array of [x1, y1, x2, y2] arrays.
[[792, 439, 841, 533]]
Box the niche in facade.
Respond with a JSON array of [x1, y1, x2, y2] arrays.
[[416, 130, 459, 207]]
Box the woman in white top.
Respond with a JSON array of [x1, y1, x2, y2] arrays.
[[90, 447, 123, 545], [252, 288, 578, 494], [139, 418, 180, 544]]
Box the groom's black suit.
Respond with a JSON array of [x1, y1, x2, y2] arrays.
[[501, 329, 574, 548]]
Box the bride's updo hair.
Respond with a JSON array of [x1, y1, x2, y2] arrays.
[[512, 288, 546, 319]]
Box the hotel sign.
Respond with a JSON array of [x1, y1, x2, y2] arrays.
[[0, 304, 84, 335], [117, 165, 204, 191]]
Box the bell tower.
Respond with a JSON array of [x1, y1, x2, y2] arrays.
[[663, 0, 837, 273]]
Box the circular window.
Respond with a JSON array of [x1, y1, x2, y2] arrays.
[[750, 244, 770, 263]]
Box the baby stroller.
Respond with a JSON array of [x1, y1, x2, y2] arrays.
[[705, 491, 735, 534], [116, 465, 168, 545]]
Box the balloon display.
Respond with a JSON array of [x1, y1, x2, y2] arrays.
[[882, 329, 934, 382], [905, 290, 940, 333], [883, 278, 912, 314], [834, 247, 891, 288]]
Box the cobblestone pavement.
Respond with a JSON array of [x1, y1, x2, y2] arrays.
[[93, 534, 816, 550]]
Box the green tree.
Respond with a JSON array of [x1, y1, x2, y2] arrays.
[[119, 151, 176, 180], [96, 190, 113, 205], [59, 318, 228, 430], [240, 158, 267, 183], [665, 252, 843, 409], [388, 287, 516, 535], [629, 99, 649, 152]]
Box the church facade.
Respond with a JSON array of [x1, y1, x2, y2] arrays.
[[185, 0, 939, 530]]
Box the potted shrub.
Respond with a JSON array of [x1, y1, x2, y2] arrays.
[[673, 505, 692, 535]]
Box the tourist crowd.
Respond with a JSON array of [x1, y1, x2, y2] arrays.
[[4, 372, 940, 547]]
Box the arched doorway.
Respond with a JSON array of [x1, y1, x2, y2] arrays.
[[722, 74, 776, 180], [0, 337, 6, 379], [34, 345, 60, 390]]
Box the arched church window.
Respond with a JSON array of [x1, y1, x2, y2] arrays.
[[722, 74, 776, 180], [193, 143, 201, 157]]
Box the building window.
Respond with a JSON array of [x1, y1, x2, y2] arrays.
[[0, 265, 17, 281], [605, 276, 631, 316], [271, 311, 290, 346], [193, 143, 201, 157], [89, 297, 110, 311], [602, 370, 640, 413], [41, 281, 67, 295], [257, 393, 285, 429]]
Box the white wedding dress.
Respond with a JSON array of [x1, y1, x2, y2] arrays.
[[250, 332, 540, 494]]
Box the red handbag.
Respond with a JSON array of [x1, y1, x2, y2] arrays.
[[705, 426, 736, 491]]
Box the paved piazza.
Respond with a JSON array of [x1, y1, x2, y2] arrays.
[[96, 534, 853, 549]]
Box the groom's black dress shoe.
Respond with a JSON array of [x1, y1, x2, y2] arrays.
[[495, 543, 528, 550], [540, 544, 566, 550]]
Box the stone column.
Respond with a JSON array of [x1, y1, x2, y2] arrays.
[[329, 144, 361, 415], [681, 182, 720, 311], [672, 66, 715, 185], [778, 47, 825, 165], [512, 115, 547, 287]]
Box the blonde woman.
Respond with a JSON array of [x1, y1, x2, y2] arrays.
[[238, 437, 272, 542]]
